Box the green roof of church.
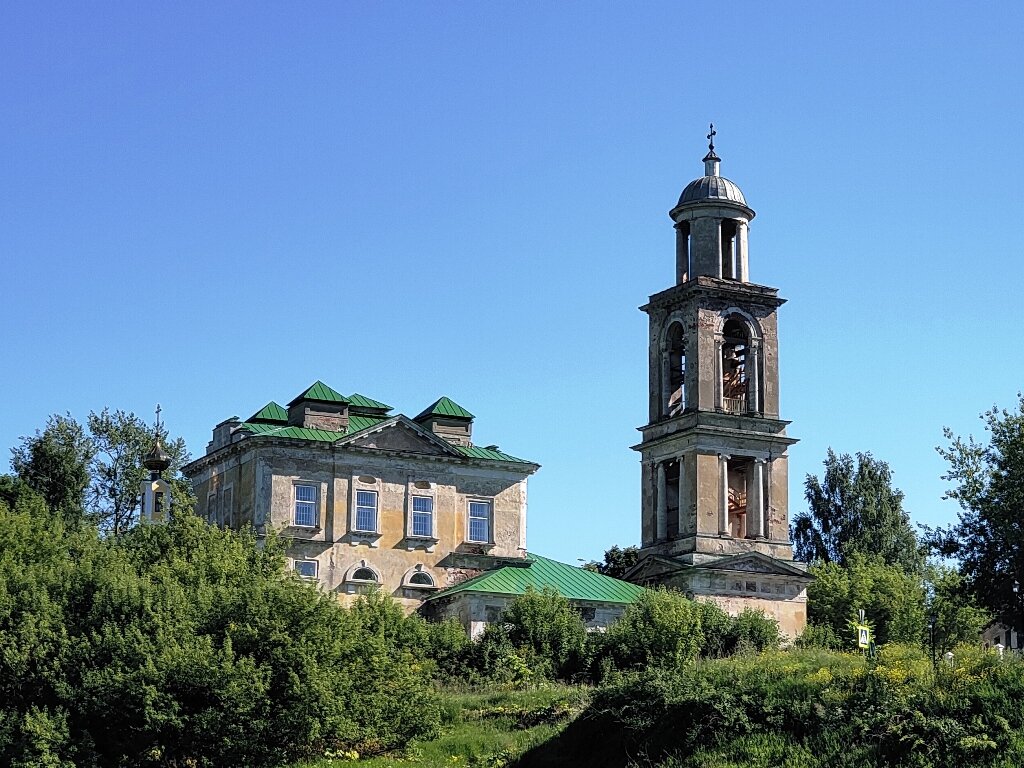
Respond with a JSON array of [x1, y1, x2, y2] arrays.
[[290, 380, 351, 405], [348, 392, 392, 411], [416, 396, 474, 420], [248, 401, 288, 423], [233, 383, 534, 465], [424, 554, 646, 605]]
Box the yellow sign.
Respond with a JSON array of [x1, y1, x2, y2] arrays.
[[856, 625, 870, 649]]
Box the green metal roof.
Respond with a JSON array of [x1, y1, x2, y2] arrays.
[[289, 381, 351, 405], [247, 401, 288, 423], [415, 396, 474, 421], [455, 445, 532, 464], [424, 554, 646, 605], [239, 413, 388, 442], [348, 393, 392, 411]]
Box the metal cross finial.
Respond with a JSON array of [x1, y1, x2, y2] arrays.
[[155, 404, 162, 431], [707, 123, 716, 152]]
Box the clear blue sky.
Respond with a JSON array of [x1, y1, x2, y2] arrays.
[[2, 2, 1022, 564]]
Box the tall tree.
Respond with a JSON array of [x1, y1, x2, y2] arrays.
[[583, 544, 640, 579], [87, 408, 190, 534], [928, 395, 1024, 631], [10, 412, 94, 522], [792, 449, 922, 573]]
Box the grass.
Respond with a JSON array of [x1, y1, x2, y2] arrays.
[[293, 684, 590, 768]]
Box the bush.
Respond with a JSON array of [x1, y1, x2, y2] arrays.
[[0, 496, 440, 767], [728, 608, 781, 653], [603, 588, 703, 670]]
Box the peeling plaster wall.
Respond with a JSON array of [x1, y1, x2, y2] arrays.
[[186, 439, 532, 614]]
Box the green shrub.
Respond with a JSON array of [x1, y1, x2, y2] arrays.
[[0, 497, 440, 767], [603, 588, 702, 670], [727, 608, 781, 653]]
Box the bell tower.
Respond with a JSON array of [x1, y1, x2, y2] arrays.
[[627, 127, 810, 637]]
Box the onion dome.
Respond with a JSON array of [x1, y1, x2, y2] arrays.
[[143, 437, 171, 474]]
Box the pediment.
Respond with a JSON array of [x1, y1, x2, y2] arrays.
[[337, 417, 461, 457], [623, 554, 688, 583], [698, 551, 811, 579]]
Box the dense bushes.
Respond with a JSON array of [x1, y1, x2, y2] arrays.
[[519, 645, 1024, 768], [0, 492, 440, 767]]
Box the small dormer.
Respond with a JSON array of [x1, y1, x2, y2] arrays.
[[287, 381, 350, 432], [347, 392, 393, 418], [414, 396, 474, 446]]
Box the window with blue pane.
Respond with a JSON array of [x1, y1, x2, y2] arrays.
[[294, 484, 317, 527], [468, 500, 491, 543], [355, 490, 378, 532], [412, 496, 433, 537]]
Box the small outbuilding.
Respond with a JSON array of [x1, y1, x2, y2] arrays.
[[420, 553, 646, 638]]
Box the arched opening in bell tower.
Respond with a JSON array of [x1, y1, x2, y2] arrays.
[[720, 219, 737, 279], [664, 322, 686, 418], [675, 221, 690, 284], [721, 316, 749, 414], [727, 459, 749, 538]]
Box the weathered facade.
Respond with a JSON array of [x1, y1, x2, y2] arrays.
[[626, 132, 812, 638], [182, 382, 539, 613]]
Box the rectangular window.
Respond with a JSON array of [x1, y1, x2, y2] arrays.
[[222, 487, 233, 529], [294, 560, 317, 579], [412, 495, 433, 537], [468, 500, 491, 543], [355, 490, 378, 532], [207, 493, 218, 524], [294, 484, 317, 527]]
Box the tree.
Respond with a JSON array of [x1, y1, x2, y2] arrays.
[[10, 413, 94, 523], [792, 449, 922, 573], [925, 564, 990, 654], [583, 544, 640, 579], [929, 395, 1024, 631], [807, 554, 926, 647], [87, 408, 191, 534]]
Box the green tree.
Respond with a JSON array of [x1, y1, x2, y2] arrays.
[[10, 413, 93, 523], [925, 564, 990, 655], [496, 587, 587, 680], [807, 553, 926, 647], [0, 494, 439, 767], [87, 408, 190, 534], [792, 449, 922, 573], [583, 544, 640, 579], [604, 588, 703, 670], [929, 395, 1024, 636]]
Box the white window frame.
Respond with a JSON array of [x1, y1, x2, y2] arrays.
[[410, 495, 434, 538], [293, 559, 318, 579], [354, 489, 378, 533], [467, 499, 492, 544], [293, 483, 318, 528]]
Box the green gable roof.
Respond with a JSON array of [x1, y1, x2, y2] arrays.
[[455, 445, 531, 464], [415, 396, 474, 421], [424, 554, 646, 605], [239, 413, 388, 442], [348, 392, 392, 411], [289, 380, 350, 405], [247, 401, 288, 423]]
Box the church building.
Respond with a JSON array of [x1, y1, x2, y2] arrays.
[[624, 130, 812, 638]]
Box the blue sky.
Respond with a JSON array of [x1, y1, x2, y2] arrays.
[[2, 1, 1022, 564]]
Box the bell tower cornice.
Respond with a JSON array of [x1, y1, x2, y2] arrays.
[[641, 276, 786, 315]]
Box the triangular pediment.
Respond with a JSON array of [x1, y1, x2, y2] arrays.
[[623, 554, 688, 583], [336, 416, 462, 457], [697, 551, 812, 579]]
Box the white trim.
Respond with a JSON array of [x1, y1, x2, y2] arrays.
[[467, 498, 493, 544], [292, 482, 319, 528], [349, 475, 381, 534], [293, 558, 318, 579]]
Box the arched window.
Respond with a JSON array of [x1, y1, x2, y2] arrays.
[[721, 316, 750, 414], [409, 571, 433, 586], [352, 567, 377, 582], [663, 322, 686, 418]]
